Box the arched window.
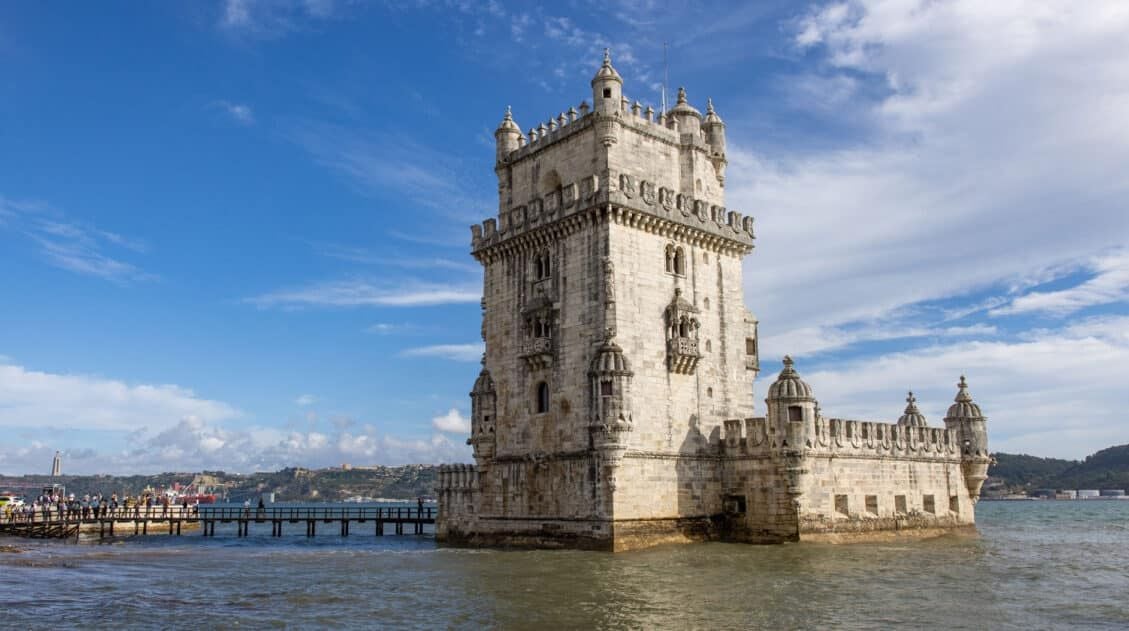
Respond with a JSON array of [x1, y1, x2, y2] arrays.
[[664, 244, 674, 273], [534, 252, 551, 280], [673, 247, 685, 275], [679, 317, 689, 338], [536, 382, 550, 414]]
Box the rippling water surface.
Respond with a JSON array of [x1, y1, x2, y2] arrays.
[[2, 501, 1127, 629]]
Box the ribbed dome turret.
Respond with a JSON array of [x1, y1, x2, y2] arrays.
[[472, 361, 494, 394], [897, 391, 928, 427], [670, 87, 701, 117], [767, 355, 815, 401], [945, 376, 984, 420], [495, 105, 520, 134], [703, 97, 723, 125], [590, 337, 632, 376], [590, 48, 623, 86]]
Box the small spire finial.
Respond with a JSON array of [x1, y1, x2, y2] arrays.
[[677, 86, 687, 104], [959, 375, 968, 389], [504, 105, 512, 120], [907, 391, 916, 405], [707, 97, 715, 113], [783, 355, 793, 368], [603, 48, 611, 65]]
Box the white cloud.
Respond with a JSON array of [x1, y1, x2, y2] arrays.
[[246, 279, 481, 309], [431, 408, 471, 433], [282, 121, 491, 223], [295, 394, 317, 406], [0, 360, 242, 431], [213, 100, 255, 125], [990, 250, 1129, 317], [401, 343, 484, 363], [733, 0, 1129, 344], [218, 0, 340, 39], [763, 321, 998, 358], [781, 315, 1129, 459], [0, 196, 153, 283]]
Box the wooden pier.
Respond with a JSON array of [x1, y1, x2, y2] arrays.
[[0, 506, 435, 541]]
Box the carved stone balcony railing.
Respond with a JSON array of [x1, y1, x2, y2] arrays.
[[521, 336, 554, 370], [666, 337, 700, 375], [745, 355, 759, 372]]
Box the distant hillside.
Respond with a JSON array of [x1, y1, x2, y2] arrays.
[[989, 444, 1129, 492], [0, 465, 439, 501]]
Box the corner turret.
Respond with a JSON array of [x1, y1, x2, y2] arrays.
[[765, 356, 817, 450], [703, 98, 727, 185], [495, 106, 522, 164], [591, 48, 623, 115], [943, 376, 990, 502]]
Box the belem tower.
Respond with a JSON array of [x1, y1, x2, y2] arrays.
[[437, 52, 991, 551]]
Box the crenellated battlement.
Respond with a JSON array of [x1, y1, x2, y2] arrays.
[[437, 463, 479, 494], [471, 168, 755, 258], [498, 92, 716, 166], [723, 416, 960, 460]]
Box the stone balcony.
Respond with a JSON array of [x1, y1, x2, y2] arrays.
[[667, 337, 700, 375], [520, 336, 554, 370]]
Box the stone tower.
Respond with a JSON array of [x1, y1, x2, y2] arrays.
[[438, 51, 987, 550], [439, 51, 758, 550]]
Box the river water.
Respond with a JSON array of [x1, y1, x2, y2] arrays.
[[2, 500, 1126, 629]]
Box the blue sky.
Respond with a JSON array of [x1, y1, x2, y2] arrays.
[[2, 1, 1127, 474]]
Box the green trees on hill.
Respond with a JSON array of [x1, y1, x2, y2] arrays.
[[990, 444, 1129, 492]]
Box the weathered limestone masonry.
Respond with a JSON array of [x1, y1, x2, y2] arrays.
[[437, 51, 991, 551]]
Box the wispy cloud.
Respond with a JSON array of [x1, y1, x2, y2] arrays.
[[0, 195, 154, 283], [247, 279, 481, 309], [295, 394, 317, 406], [212, 99, 255, 125], [365, 322, 424, 335], [218, 0, 341, 39], [431, 408, 470, 433], [989, 251, 1129, 317], [400, 343, 483, 362], [282, 120, 491, 222], [314, 242, 478, 273]]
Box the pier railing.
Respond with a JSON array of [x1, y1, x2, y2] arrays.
[[0, 504, 437, 544], [196, 506, 435, 521]]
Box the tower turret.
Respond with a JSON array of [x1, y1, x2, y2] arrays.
[[588, 330, 634, 497], [943, 376, 990, 502], [765, 356, 817, 450], [468, 360, 497, 466], [897, 391, 928, 427], [668, 87, 701, 138], [703, 98, 727, 185], [494, 106, 522, 164], [591, 48, 623, 115]]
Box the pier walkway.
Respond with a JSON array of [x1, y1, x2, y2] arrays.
[[0, 506, 436, 540]]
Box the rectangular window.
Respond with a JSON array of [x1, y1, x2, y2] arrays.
[[865, 495, 878, 515], [923, 494, 936, 514], [949, 495, 960, 514], [834, 494, 849, 517], [788, 406, 803, 422], [600, 381, 613, 396], [895, 495, 907, 514]]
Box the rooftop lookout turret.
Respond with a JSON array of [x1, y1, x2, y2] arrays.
[[591, 48, 624, 116]]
